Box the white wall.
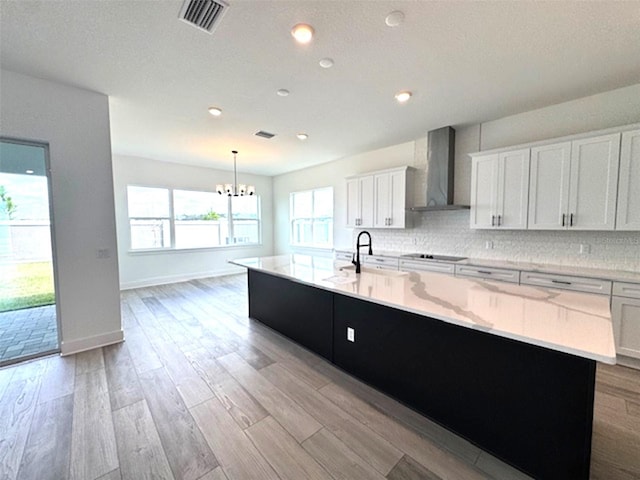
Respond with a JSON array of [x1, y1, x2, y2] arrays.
[[113, 154, 274, 289], [0, 69, 122, 354], [273, 83, 640, 271]]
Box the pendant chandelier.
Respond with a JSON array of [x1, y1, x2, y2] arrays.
[[216, 150, 255, 196]]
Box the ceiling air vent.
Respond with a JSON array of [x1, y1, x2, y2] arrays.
[[179, 0, 229, 34], [255, 130, 276, 139]]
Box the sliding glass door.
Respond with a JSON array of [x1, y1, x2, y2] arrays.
[[0, 139, 59, 365]]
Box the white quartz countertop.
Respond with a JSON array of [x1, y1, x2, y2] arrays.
[[231, 254, 616, 364], [334, 249, 640, 283]]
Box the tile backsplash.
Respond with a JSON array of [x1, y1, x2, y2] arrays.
[[355, 210, 640, 272]]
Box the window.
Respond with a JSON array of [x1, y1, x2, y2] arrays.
[[290, 187, 333, 247], [231, 195, 260, 244], [127, 186, 171, 249], [126, 185, 261, 251], [174, 190, 228, 248]]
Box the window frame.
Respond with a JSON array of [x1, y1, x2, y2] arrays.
[[126, 184, 262, 253], [289, 186, 334, 249]]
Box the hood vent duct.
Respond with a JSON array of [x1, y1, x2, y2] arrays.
[[179, 0, 228, 34], [411, 126, 470, 212]]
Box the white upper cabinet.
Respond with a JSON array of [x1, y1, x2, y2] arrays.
[[528, 142, 571, 230], [616, 129, 640, 230], [346, 175, 374, 228], [347, 167, 412, 229], [528, 133, 621, 230], [568, 133, 620, 230], [470, 149, 529, 229], [374, 169, 409, 228], [470, 154, 498, 228]]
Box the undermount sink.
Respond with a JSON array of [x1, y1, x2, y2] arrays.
[[339, 265, 409, 277]]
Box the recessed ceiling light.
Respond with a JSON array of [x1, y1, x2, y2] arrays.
[[291, 23, 314, 44], [395, 91, 412, 103], [208, 106, 222, 116], [277, 89, 290, 97], [385, 11, 405, 27], [25, 169, 34, 174], [296, 133, 309, 141], [319, 58, 334, 69]]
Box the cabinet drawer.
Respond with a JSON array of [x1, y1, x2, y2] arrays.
[[454, 265, 520, 283], [399, 259, 455, 274], [613, 282, 640, 300], [363, 255, 399, 270], [334, 251, 353, 262], [520, 272, 612, 295]]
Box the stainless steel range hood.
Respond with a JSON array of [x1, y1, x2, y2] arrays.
[[410, 126, 470, 212]]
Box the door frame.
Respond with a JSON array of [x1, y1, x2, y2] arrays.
[[0, 136, 62, 362]]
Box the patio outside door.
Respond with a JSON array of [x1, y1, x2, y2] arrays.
[[0, 139, 59, 366]]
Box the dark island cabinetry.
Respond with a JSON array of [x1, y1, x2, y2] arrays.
[[247, 269, 596, 480], [248, 270, 333, 360]]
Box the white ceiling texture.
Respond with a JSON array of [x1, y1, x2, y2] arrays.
[[1, 1, 639, 176]]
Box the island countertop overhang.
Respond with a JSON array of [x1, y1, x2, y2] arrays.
[[231, 254, 616, 364]]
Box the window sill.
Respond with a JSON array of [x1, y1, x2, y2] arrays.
[[128, 243, 263, 255]]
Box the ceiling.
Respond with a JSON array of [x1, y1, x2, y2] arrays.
[[1, 1, 639, 176]]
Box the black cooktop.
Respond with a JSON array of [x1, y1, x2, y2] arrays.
[[401, 253, 467, 262]]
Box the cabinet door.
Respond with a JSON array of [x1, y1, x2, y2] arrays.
[[373, 173, 390, 228], [528, 142, 571, 230], [568, 133, 620, 230], [359, 175, 375, 228], [346, 178, 360, 227], [470, 154, 498, 229], [388, 169, 407, 228], [612, 296, 640, 359], [496, 149, 530, 229], [616, 129, 640, 231]]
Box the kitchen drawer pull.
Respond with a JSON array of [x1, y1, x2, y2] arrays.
[[491, 215, 495, 226], [552, 280, 572, 285], [477, 270, 493, 275], [570, 213, 574, 226], [498, 215, 502, 226], [375, 258, 384, 262], [562, 214, 566, 227]]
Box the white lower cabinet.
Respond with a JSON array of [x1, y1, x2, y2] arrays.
[[612, 282, 640, 360], [612, 296, 640, 360]]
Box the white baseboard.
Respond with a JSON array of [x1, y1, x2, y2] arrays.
[[616, 355, 640, 371], [119, 267, 243, 290], [60, 329, 124, 356]]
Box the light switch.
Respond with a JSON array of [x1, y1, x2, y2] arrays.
[[347, 327, 355, 342]]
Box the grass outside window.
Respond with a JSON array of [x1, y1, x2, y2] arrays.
[[0, 261, 55, 312]]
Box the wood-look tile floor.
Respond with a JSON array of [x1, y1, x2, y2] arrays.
[[1, 273, 639, 480]]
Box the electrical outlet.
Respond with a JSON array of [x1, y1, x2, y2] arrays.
[[96, 248, 110, 259], [579, 244, 591, 255], [347, 327, 355, 342], [485, 241, 493, 250], [412, 238, 418, 245]]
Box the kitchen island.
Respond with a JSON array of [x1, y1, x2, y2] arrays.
[[231, 254, 616, 480]]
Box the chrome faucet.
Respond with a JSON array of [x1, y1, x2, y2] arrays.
[[352, 231, 373, 274]]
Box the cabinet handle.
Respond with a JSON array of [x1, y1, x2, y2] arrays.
[[375, 258, 384, 262], [552, 280, 572, 285], [388, 217, 392, 226], [498, 215, 502, 226], [478, 270, 493, 275], [570, 213, 574, 226], [491, 215, 495, 226], [562, 214, 566, 227]]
